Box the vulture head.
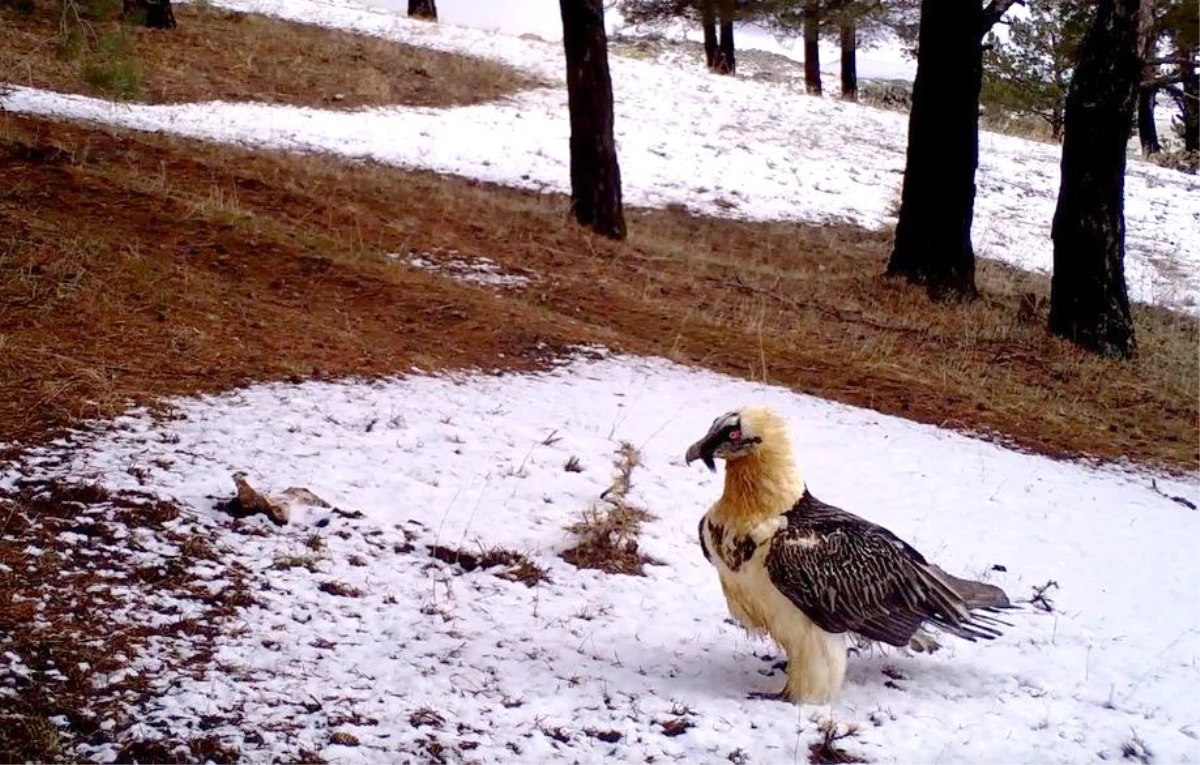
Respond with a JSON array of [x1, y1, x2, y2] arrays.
[[684, 405, 785, 472]]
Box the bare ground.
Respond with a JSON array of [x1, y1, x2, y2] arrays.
[[1, 113, 1195, 472], [0, 2, 542, 108]]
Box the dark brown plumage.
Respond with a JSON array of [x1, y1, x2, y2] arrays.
[[764, 490, 1012, 649]]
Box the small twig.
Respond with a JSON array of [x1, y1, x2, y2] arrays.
[[1150, 478, 1197, 510], [1030, 579, 1059, 613]]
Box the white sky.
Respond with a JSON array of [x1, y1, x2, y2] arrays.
[[371, 0, 920, 79]]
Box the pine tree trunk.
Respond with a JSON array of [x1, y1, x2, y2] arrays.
[[1049, 0, 1139, 359], [840, 20, 857, 101], [803, 0, 822, 95], [559, 0, 626, 240], [1136, 0, 1159, 155], [1183, 47, 1199, 152], [886, 0, 984, 300], [144, 0, 175, 28], [408, 0, 437, 20], [702, 0, 718, 69], [715, 0, 736, 74], [1138, 88, 1161, 154], [124, 0, 176, 28]]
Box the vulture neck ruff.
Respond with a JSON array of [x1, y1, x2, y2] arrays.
[[717, 439, 805, 532]]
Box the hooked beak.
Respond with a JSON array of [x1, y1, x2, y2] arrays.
[[685, 434, 719, 472]]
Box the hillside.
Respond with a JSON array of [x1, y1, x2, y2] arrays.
[[1, 1, 1198, 762]]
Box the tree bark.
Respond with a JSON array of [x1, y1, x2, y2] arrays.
[[559, 0, 627, 240], [1137, 0, 1159, 154], [803, 0, 822, 95], [715, 0, 736, 74], [408, 0, 437, 20], [1049, 0, 1140, 359], [886, 0, 986, 300], [1138, 88, 1161, 153], [840, 20, 857, 101], [1183, 46, 1199, 152], [124, 0, 176, 28], [701, 0, 719, 69]]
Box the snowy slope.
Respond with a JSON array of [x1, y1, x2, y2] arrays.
[[2, 0, 1198, 312], [5, 353, 1198, 763]]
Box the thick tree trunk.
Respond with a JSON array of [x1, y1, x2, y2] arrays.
[[559, 0, 626, 240], [407, 0, 437, 20], [124, 0, 176, 28], [840, 20, 857, 101], [701, 0, 718, 69], [715, 0, 736, 74], [1049, 0, 1140, 359], [1136, 0, 1159, 154], [886, 0, 985, 300], [803, 0, 822, 95]]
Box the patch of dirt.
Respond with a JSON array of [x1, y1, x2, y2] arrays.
[[0, 478, 255, 763], [0, 115, 592, 453], [427, 544, 550, 587], [0, 114, 1195, 473], [0, 3, 543, 108]]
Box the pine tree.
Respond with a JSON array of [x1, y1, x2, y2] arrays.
[[1050, 0, 1141, 358], [561, 0, 627, 239], [1156, 0, 1199, 151], [408, 0, 437, 20], [981, 0, 1090, 140], [886, 0, 1019, 300]]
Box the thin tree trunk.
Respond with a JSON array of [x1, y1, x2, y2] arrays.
[[1137, 0, 1159, 154], [715, 0, 736, 74], [886, 0, 985, 300], [408, 0, 437, 20], [1138, 88, 1161, 153], [1049, 0, 1140, 359], [840, 20, 857, 101], [1183, 46, 1199, 152], [559, 0, 626, 240], [803, 0, 822, 95], [701, 0, 718, 69]]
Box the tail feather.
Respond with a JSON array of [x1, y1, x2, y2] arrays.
[[920, 564, 1018, 644], [928, 564, 1013, 610]]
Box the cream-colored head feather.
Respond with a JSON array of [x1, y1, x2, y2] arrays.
[[686, 405, 805, 526]]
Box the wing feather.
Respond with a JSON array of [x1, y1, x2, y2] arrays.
[[764, 491, 1007, 647]]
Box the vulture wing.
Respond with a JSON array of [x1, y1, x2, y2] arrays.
[[764, 491, 1010, 647]]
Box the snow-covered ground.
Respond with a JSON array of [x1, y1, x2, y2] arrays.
[[3, 0, 1198, 311], [3, 352, 1198, 763]]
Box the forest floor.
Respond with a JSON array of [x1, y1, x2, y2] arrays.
[[1, 109, 1196, 472]]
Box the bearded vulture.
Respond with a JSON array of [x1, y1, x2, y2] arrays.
[[685, 405, 1013, 704]]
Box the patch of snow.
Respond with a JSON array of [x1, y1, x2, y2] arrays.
[[2, 0, 1198, 311], [6, 353, 1199, 763], [388, 249, 534, 288]]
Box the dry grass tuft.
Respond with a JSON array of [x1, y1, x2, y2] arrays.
[[808, 718, 865, 764], [426, 544, 550, 587], [0, 3, 543, 108], [561, 441, 662, 576], [317, 580, 366, 597]]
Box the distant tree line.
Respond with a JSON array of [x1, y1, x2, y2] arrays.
[[561, 0, 1179, 358]]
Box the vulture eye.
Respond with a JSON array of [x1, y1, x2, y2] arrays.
[[729, 429, 742, 442]]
